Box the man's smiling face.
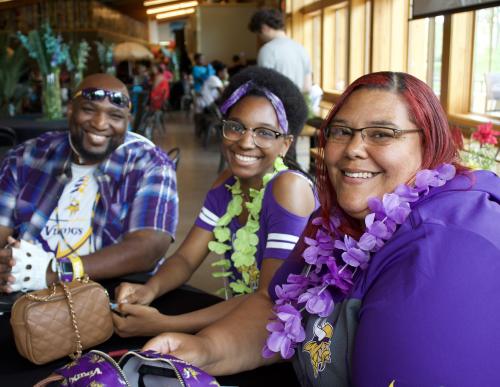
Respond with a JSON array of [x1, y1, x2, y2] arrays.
[[68, 74, 131, 164]]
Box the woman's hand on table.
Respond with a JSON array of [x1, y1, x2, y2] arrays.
[[142, 332, 214, 371], [112, 303, 168, 337], [114, 282, 156, 305]]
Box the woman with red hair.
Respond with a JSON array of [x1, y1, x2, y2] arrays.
[[143, 72, 500, 386]]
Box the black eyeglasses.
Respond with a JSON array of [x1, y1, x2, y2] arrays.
[[73, 88, 131, 109], [324, 125, 422, 146], [221, 120, 286, 149]]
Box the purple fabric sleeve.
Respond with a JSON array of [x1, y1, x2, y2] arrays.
[[194, 176, 234, 232], [260, 173, 312, 260], [352, 223, 500, 386], [267, 209, 319, 301], [350, 171, 500, 385]]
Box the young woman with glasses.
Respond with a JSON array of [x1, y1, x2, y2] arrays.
[[113, 67, 317, 337]]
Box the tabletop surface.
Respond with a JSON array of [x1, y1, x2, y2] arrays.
[[0, 278, 300, 386]]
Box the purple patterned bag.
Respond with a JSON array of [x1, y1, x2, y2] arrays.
[[34, 349, 220, 386]]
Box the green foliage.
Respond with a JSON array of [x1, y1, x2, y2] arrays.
[[95, 41, 115, 74], [67, 40, 90, 72], [461, 143, 499, 172], [17, 21, 69, 119], [67, 40, 91, 88], [208, 156, 289, 296], [0, 34, 28, 116], [17, 21, 69, 76]]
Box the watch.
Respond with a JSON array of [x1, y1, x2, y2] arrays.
[[57, 257, 74, 282]]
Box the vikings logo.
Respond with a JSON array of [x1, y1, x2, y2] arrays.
[[183, 367, 199, 380], [89, 353, 106, 363], [303, 318, 334, 378], [66, 198, 80, 215]]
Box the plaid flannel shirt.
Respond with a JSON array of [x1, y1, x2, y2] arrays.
[[0, 131, 178, 248]]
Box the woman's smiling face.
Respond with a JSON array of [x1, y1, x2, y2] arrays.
[[222, 95, 291, 187], [324, 88, 423, 220]]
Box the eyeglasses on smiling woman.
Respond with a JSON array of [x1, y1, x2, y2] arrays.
[[221, 120, 287, 149], [324, 125, 422, 146], [73, 88, 131, 109]]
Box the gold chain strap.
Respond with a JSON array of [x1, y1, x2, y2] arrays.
[[25, 276, 90, 359], [26, 283, 57, 302]]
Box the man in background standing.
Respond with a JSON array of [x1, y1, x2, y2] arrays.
[[249, 8, 312, 93]]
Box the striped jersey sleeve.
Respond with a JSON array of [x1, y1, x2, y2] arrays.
[[261, 185, 311, 261], [194, 177, 232, 231]]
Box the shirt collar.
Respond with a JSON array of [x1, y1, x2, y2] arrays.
[[56, 132, 137, 183]]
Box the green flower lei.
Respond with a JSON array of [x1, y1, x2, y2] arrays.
[[208, 157, 288, 297]]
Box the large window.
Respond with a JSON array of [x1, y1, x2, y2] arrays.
[[407, 15, 444, 96], [304, 11, 322, 85], [323, 3, 348, 91], [470, 6, 500, 116], [302, 0, 349, 94]]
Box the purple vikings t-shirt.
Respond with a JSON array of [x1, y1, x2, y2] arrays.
[[269, 170, 500, 386], [195, 171, 315, 281]]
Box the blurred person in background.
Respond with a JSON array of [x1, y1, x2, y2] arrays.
[[192, 53, 215, 94], [249, 8, 312, 94], [228, 54, 247, 78]]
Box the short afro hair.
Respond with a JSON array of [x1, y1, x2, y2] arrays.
[[248, 8, 284, 32], [211, 60, 226, 74], [219, 66, 307, 137]]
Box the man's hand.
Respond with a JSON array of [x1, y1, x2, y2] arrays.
[[143, 332, 214, 371], [9, 239, 54, 292], [115, 282, 157, 305], [112, 304, 166, 337]]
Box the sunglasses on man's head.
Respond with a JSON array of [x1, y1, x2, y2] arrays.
[[73, 88, 131, 109]]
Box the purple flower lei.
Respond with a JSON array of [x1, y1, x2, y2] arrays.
[[262, 164, 456, 359]]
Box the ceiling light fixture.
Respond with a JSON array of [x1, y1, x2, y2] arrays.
[[147, 1, 198, 15], [144, 0, 178, 6], [156, 7, 195, 20]]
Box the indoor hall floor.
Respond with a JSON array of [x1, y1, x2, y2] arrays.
[[152, 110, 225, 296]]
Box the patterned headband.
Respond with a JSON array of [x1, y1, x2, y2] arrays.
[[220, 81, 289, 134]]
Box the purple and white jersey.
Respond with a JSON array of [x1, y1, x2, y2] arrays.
[[195, 171, 314, 280]]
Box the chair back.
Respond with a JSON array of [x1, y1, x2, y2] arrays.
[[167, 147, 180, 170], [0, 126, 17, 160], [132, 91, 149, 132]]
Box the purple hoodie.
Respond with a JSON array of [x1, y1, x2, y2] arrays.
[[270, 170, 500, 386]]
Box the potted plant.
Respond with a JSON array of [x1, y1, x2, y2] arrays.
[[67, 39, 91, 90], [17, 22, 69, 119], [460, 122, 500, 172]]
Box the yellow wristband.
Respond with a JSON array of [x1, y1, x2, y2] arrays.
[[68, 254, 85, 280]]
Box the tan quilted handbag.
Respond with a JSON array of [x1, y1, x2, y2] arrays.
[[10, 277, 113, 365]]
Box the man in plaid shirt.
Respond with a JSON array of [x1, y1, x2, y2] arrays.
[[0, 74, 178, 292]]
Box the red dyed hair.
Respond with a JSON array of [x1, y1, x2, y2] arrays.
[[314, 71, 463, 236]]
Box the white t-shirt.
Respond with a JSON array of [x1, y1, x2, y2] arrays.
[[198, 75, 224, 110], [38, 163, 99, 258], [257, 37, 312, 92]]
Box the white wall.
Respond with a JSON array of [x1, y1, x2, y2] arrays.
[[197, 4, 258, 65], [157, 21, 176, 43]]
